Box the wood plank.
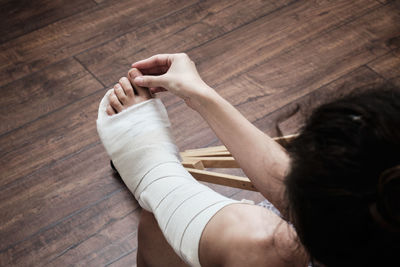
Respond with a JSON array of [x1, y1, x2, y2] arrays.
[[181, 158, 205, 169], [0, 90, 104, 188], [221, 3, 398, 118], [0, 0, 197, 87], [47, 210, 140, 266], [76, 0, 381, 91], [183, 157, 239, 168], [76, 0, 294, 87], [0, 0, 96, 44], [165, 2, 398, 144], [0, 188, 139, 266], [188, 0, 380, 88], [253, 66, 385, 136], [0, 144, 121, 252], [184, 145, 227, 153], [0, 58, 103, 135], [181, 150, 232, 157], [368, 49, 400, 87], [186, 168, 257, 191], [170, 7, 395, 147], [107, 251, 137, 267]]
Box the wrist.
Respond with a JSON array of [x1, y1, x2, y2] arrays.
[[187, 85, 221, 112]]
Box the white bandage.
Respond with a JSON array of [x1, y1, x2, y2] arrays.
[[97, 90, 237, 266]]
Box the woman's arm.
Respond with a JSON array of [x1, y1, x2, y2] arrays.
[[132, 53, 289, 211], [192, 89, 289, 212]]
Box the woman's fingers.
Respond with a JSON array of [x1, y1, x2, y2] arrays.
[[134, 75, 167, 89], [138, 65, 170, 75], [128, 68, 152, 98], [128, 67, 166, 89], [130, 53, 206, 99], [131, 54, 171, 70]]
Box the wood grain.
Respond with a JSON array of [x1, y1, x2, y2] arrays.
[[0, 58, 103, 135], [107, 250, 137, 267], [253, 66, 385, 136], [186, 168, 256, 191], [184, 157, 239, 168], [189, 0, 380, 88], [368, 49, 400, 87], [0, 0, 96, 44], [0, 0, 196, 87], [218, 2, 399, 114], [164, 3, 399, 151], [0, 188, 139, 266], [76, 0, 294, 87], [47, 209, 140, 266], [0, 144, 118, 251], [0, 91, 104, 188]]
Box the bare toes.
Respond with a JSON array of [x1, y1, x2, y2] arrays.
[[109, 91, 123, 113], [119, 77, 135, 99], [114, 83, 128, 105], [128, 68, 152, 100], [106, 104, 116, 116]]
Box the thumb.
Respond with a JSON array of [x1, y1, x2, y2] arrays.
[[134, 75, 168, 89]]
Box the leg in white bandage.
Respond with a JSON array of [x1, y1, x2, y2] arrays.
[[97, 91, 237, 266]]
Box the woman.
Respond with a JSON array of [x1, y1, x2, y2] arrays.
[[103, 53, 400, 266]]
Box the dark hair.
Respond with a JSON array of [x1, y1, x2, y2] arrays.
[[284, 87, 400, 266]]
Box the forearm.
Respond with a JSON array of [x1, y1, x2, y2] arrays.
[[191, 88, 289, 211]]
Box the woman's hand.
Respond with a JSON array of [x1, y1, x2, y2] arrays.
[[131, 53, 213, 108]]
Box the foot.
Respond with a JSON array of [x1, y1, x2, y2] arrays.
[[106, 68, 152, 115]]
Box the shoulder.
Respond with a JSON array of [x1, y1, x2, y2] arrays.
[[199, 203, 308, 267]]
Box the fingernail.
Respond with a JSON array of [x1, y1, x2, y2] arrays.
[[129, 70, 136, 78]]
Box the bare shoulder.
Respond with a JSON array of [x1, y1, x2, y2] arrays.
[[199, 203, 309, 267]]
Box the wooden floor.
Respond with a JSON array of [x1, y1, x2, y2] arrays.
[[0, 0, 399, 266]]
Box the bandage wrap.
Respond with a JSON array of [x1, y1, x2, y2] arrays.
[[97, 91, 237, 266]]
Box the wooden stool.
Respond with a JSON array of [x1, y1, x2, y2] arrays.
[[180, 134, 297, 192]]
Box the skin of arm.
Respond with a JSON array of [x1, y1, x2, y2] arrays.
[[190, 87, 290, 213]]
